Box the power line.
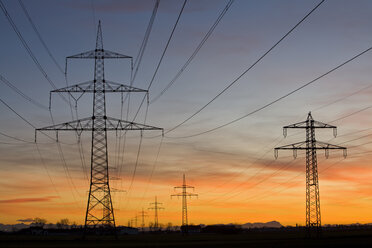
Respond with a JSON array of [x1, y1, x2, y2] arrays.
[[0, 74, 49, 111], [199, 81, 372, 196], [200, 111, 372, 205], [130, 0, 187, 122], [163, 0, 325, 135], [0, 130, 32, 143], [136, 136, 164, 210], [18, 0, 64, 74], [122, 0, 187, 205], [0, 96, 37, 129], [166, 45, 372, 139], [0, 0, 71, 106], [132, 0, 160, 84], [19, 0, 91, 186], [115, 0, 160, 190], [150, 0, 234, 104], [34, 142, 62, 199]]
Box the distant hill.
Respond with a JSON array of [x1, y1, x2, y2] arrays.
[[0, 223, 29, 232], [241, 221, 282, 229]]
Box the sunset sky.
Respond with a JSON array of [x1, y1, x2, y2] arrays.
[[1, 0, 372, 227]]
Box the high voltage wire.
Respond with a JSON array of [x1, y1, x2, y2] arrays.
[[207, 124, 372, 204], [18, 0, 64, 75], [115, 0, 160, 190], [34, 142, 62, 200], [188, 82, 372, 199], [0, 0, 71, 107], [132, 0, 160, 84], [166, 45, 372, 139], [150, 0, 234, 104], [0, 96, 37, 129], [200, 107, 372, 203], [0, 74, 49, 111], [0, 130, 32, 143], [48, 110, 82, 199], [130, 0, 187, 123], [199, 82, 372, 196], [0, 94, 81, 200], [163, 0, 325, 136], [243, 157, 347, 203], [137, 136, 164, 209], [122, 0, 187, 206], [148, 0, 187, 92], [18, 0, 90, 184]]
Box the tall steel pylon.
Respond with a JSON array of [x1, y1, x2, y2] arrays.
[[275, 112, 346, 236], [171, 174, 198, 232], [148, 196, 164, 230], [36, 21, 163, 230], [139, 208, 148, 231]]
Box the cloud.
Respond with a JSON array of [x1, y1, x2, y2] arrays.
[[0, 196, 59, 204], [16, 218, 34, 223]]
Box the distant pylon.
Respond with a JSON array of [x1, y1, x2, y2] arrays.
[[139, 208, 148, 231], [171, 174, 198, 232], [148, 196, 164, 230], [275, 112, 347, 237], [131, 215, 138, 228], [36, 21, 163, 231]]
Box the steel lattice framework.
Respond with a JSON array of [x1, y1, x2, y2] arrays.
[[36, 21, 163, 229], [171, 174, 198, 231], [148, 196, 164, 230], [275, 112, 346, 236]]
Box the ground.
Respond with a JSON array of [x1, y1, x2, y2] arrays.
[[1, 230, 372, 247]]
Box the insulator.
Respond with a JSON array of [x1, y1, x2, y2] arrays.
[[274, 149, 278, 159], [293, 149, 297, 159], [325, 149, 329, 159], [283, 128, 287, 138], [333, 128, 337, 138], [343, 149, 347, 158]]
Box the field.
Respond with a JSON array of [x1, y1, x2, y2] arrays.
[[1, 229, 372, 248]]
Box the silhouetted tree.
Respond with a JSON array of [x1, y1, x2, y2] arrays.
[[166, 222, 173, 232], [31, 217, 47, 228], [56, 218, 70, 229]]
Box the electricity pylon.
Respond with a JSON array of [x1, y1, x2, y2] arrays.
[[171, 174, 198, 233], [148, 196, 164, 230], [275, 112, 346, 237], [36, 21, 163, 230], [131, 215, 138, 228], [139, 208, 148, 231]]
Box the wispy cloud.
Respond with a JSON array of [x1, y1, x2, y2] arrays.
[[16, 218, 34, 223], [0, 196, 59, 204]]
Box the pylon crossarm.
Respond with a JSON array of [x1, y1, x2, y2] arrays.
[[106, 117, 163, 132], [284, 121, 336, 129], [66, 49, 132, 60], [51, 80, 147, 93], [65, 49, 132, 75], [171, 194, 181, 199], [275, 141, 347, 159], [35, 117, 163, 140], [275, 141, 307, 150], [174, 185, 194, 189], [36, 117, 92, 140], [275, 141, 306, 158], [186, 193, 198, 198], [49, 80, 147, 109]]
